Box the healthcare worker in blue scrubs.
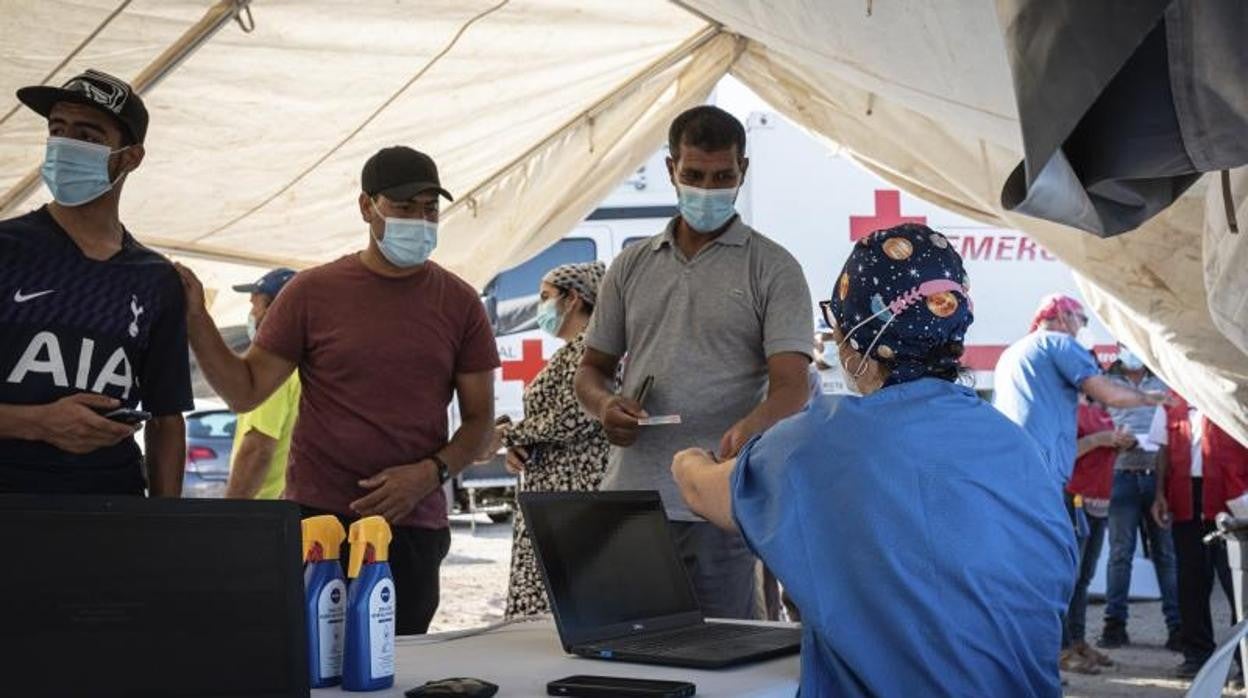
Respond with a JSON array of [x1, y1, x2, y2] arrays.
[[673, 223, 1078, 697], [993, 294, 1168, 485]]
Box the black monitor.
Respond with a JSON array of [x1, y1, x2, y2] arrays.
[[0, 495, 308, 697], [519, 491, 703, 650]]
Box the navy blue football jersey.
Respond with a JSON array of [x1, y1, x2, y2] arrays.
[[0, 206, 193, 493]]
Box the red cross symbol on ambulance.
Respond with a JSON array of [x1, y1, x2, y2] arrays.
[[849, 190, 926, 241], [500, 338, 547, 388]]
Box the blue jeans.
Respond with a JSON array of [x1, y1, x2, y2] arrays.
[[1104, 471, 1180, 630], [1068, 514, 1108, 643]]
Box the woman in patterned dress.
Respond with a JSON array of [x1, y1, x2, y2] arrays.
[[495, 261, 610, 618]]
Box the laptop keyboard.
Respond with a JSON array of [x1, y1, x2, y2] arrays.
[[588, 623, 787, 656]]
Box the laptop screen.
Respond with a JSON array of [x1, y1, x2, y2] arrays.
[[520, 491, 702, 646], [0, 495, 308, 697]]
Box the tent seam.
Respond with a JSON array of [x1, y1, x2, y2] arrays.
[[191, 0, 512, 243], [0, 0, 134, 130]]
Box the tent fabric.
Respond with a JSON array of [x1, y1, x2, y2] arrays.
[[1206, 167, 1248, 359], [695, 1, 1248, 447], [1, 0, 1245, 444], [996, 0, 1248, 237]]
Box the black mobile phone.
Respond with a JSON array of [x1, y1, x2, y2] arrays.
[[547, 675, 695, 698], [632, 375, 654, 407], [101, 408, 152, 425]]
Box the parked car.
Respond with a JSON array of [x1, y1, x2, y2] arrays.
[[181, 399, 236, 498]]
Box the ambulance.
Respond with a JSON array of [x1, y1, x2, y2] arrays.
[[451, 110, 1120, 518]]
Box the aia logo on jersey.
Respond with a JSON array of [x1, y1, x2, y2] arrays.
[[5, 332, 133, 399]]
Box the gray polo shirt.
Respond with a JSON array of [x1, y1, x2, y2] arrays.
[[586, 216, 813, 520], [1107, 372, 1168, 471]]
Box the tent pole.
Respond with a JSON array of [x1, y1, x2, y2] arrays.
[[141, 236, 308, 270], [0, 0, 251, 217]]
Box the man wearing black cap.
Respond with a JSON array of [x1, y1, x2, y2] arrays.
[[0, 69, 192, 496], [225, 268, 300, 500], [177, 146, 499, 634]]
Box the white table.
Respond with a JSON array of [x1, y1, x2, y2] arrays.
[[313, 619, 800, 697]]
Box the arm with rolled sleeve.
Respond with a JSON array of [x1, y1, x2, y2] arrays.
[[576, 258, 642, 446], [718, 254, 814, 458], [1052, 334, 1101, 390], [1075, 341, 1166, 409]]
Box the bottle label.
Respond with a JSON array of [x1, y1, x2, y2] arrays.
[[368, 579, 396, 679], [318, 579, 346, 678]]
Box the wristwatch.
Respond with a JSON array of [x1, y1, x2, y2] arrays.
[[430, 454, 451, 485]]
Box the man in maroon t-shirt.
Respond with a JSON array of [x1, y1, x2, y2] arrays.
[[177, 146, 499, 634]]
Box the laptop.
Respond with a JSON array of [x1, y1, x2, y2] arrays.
[[0, 495, 308, 697], [519, 490, 801, 669]]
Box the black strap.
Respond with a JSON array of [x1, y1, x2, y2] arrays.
[[1223, 170, 1239, 234]]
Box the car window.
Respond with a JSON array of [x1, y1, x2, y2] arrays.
[[621, 236, 649, 249], [187, 411, 236, 439], [489, 238, 597, 303]]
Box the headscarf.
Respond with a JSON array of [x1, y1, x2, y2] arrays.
[[1029, 293, 1084, 333], [542, 261, 606, 307], [828, 223, 974, 386]]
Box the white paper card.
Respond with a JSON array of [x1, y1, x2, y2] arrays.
[[638, 415, 682, 426]]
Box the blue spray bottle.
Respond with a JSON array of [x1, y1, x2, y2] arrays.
[[302, 515, 347, 688], [342, 515, 396, 692]]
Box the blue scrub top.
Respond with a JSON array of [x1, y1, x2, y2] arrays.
[[733, 378, 1077, 698], [993, 331, 1101, 482]]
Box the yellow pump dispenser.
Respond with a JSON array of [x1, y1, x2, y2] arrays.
[[302, 515, 346, 563], [347, 516, 392, 579]]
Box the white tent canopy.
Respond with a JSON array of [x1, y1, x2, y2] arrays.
[[2, 0, 1245, 443]]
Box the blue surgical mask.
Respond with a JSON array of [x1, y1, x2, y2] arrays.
[[1119, 347, 1145, 371], [677, 184, 738, 233], [371, 200, 437, 268], [246, 314, 258, 342], [41, 136, 127, 206], [536, 298, 563, 336]]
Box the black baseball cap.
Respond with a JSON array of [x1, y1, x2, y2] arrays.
[[232, 268, 297, 298], [17, 69, 149, 144], [361, 146, 453, 202]]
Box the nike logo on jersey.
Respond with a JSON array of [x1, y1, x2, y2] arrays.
[[13, 288, 56, 303]]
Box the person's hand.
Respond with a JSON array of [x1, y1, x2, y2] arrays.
[[1152, 494, 1172, 529], [476, 426, 505, 463], [1092, 431, 1116, 449], [172, 262, 208, 319], [350, 461, 441, 523], [671, 447, 718, 491], [600, 395, 647, 447], [718, 420, 755, 460], [505, 446, 529, 474], [1143, 390, 1169, 407], [1110, 426, 1137, 450], [30, 393, 137, 454]]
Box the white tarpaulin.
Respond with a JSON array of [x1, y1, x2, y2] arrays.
[[1, 0, 1245, 442]]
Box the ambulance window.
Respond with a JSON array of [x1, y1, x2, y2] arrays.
[[490, 238, 597, 303], [622, 236, 648, 249]]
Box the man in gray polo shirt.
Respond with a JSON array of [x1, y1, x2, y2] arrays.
[[575, 106, 813, 619]]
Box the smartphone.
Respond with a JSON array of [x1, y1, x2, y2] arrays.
[[547, 675, 695, 697], [101, 408, 152, 425], [632, 375, 654, 407]]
